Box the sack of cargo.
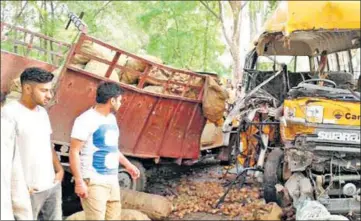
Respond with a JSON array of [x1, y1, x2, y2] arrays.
[[258, 202, 283, 220], [167, 71, 205, 87], [143, 85, 164, 94], [69, 63, 86, 70], [52, 64, 85, 87], [9, 77, 22, 93], [170, 72, 190, 83], [121, 55, 163, 84], [72, 40, 96, 65], [202, 76, 229, 123], [120, 188, 173, 220], [121, 57, 145, 84], [226, 88, 237, 104], [84, 60, 120, 82], [184, 88, 199, 99], [117, 54, 128, 66], [144, 67, 169, 86], [65, 209, 150, 220], [4, 91, 21, 105], [72, 40, 113, 65], [201, 121, 217, 146], [295, 198, 348, 221], [163, 84, 183, 97], [190, 76, 205, 87], [122, 209, 151, 220]]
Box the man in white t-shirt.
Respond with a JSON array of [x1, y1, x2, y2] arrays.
[[69, 82, 140, 220], [2, 67, 64, 220], [1, 92, 33, 220]]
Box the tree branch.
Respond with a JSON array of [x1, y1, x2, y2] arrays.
[[189, 37, 199, 67], [203, 15, 210, 70], [13, 0, 29, 27], [232, 6, 242, 46], [199, 1, 220, 20], [15, 1, 29, 19], [169, 7, 184, 67], [218, 1, 232, 49], [93, 1, 112, 18], [241, 1, 248, 10]]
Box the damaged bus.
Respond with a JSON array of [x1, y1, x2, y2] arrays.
[[223, 1, 360, 218]]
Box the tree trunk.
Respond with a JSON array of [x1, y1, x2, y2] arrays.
[[13, 1, 21, 54], [218, 1, 245, 82], [1, 1, 7, 22], [41, 1, 49, 62], [50, 1, 55, 64], [203, 14, 210, 70], [232, 49, 242, 83]]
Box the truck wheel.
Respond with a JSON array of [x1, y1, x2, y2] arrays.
[[118, 159, 146, 192], [263, 148, 284, 206], [62, 171, 83, 216]]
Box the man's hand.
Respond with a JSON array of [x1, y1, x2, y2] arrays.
[[126, 164, 140, 180], [75, 180, 88, 199], [52, 148, 64, 184], [54, 169, 64, 183]]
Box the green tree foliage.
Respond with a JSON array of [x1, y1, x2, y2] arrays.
[[1, 1, 230, 76], [248, 1, 279, 71], [136, 1, 228, 75]]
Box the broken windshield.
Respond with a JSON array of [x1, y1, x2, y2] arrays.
[[256, 56, 310, 72]]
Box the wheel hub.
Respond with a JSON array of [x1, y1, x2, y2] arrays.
[[118, 169, 134, 190]]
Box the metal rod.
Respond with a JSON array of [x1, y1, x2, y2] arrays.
[[105, 51, 121, 78], [66, 12, 88, 33], [311, 174, 360, 181], [215, 167, 263, 208], [248, 122, 280, 125], [2, 22, 71, 46], [225, 69, 283, 123]]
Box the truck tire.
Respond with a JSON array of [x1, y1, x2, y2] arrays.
[[263, 148, 284, 205], [118, 159, 147, 192], [62, 171, 83, 216]]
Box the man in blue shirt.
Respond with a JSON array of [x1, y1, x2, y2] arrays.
[[69, 82, 140, 220]]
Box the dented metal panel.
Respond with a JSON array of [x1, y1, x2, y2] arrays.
[[48, 33, 208, 162], [48, 67, 206, 160]]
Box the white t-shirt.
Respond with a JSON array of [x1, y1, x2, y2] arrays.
[[1, 111, 33, 220], [71, 108, 120, 184], [2, 101, 55, 191]]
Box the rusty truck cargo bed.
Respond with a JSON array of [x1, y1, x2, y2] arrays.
[[48, 33, 208, 162]]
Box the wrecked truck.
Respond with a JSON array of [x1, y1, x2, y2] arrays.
[[223, 1, 361, 218], [1, 17, 231, 197]]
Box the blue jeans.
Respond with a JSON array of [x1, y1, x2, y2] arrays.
[[30, 182, 62, 220]]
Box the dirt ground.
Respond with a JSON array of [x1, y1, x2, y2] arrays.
[[146, 159, 232, 220], [63, 157, 294, 220], [145, 158, 294, 220]]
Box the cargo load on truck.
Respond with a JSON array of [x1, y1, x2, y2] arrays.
[[1, 20, 233, 195], [6, 36, 228, 124]]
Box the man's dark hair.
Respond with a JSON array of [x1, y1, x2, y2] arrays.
[[20, 67, 54, 85], [0, 91, 7, 104], [96, 82, 124, 104]]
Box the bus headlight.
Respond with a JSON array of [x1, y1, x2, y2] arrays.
[[305, 105, 324, 123]]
